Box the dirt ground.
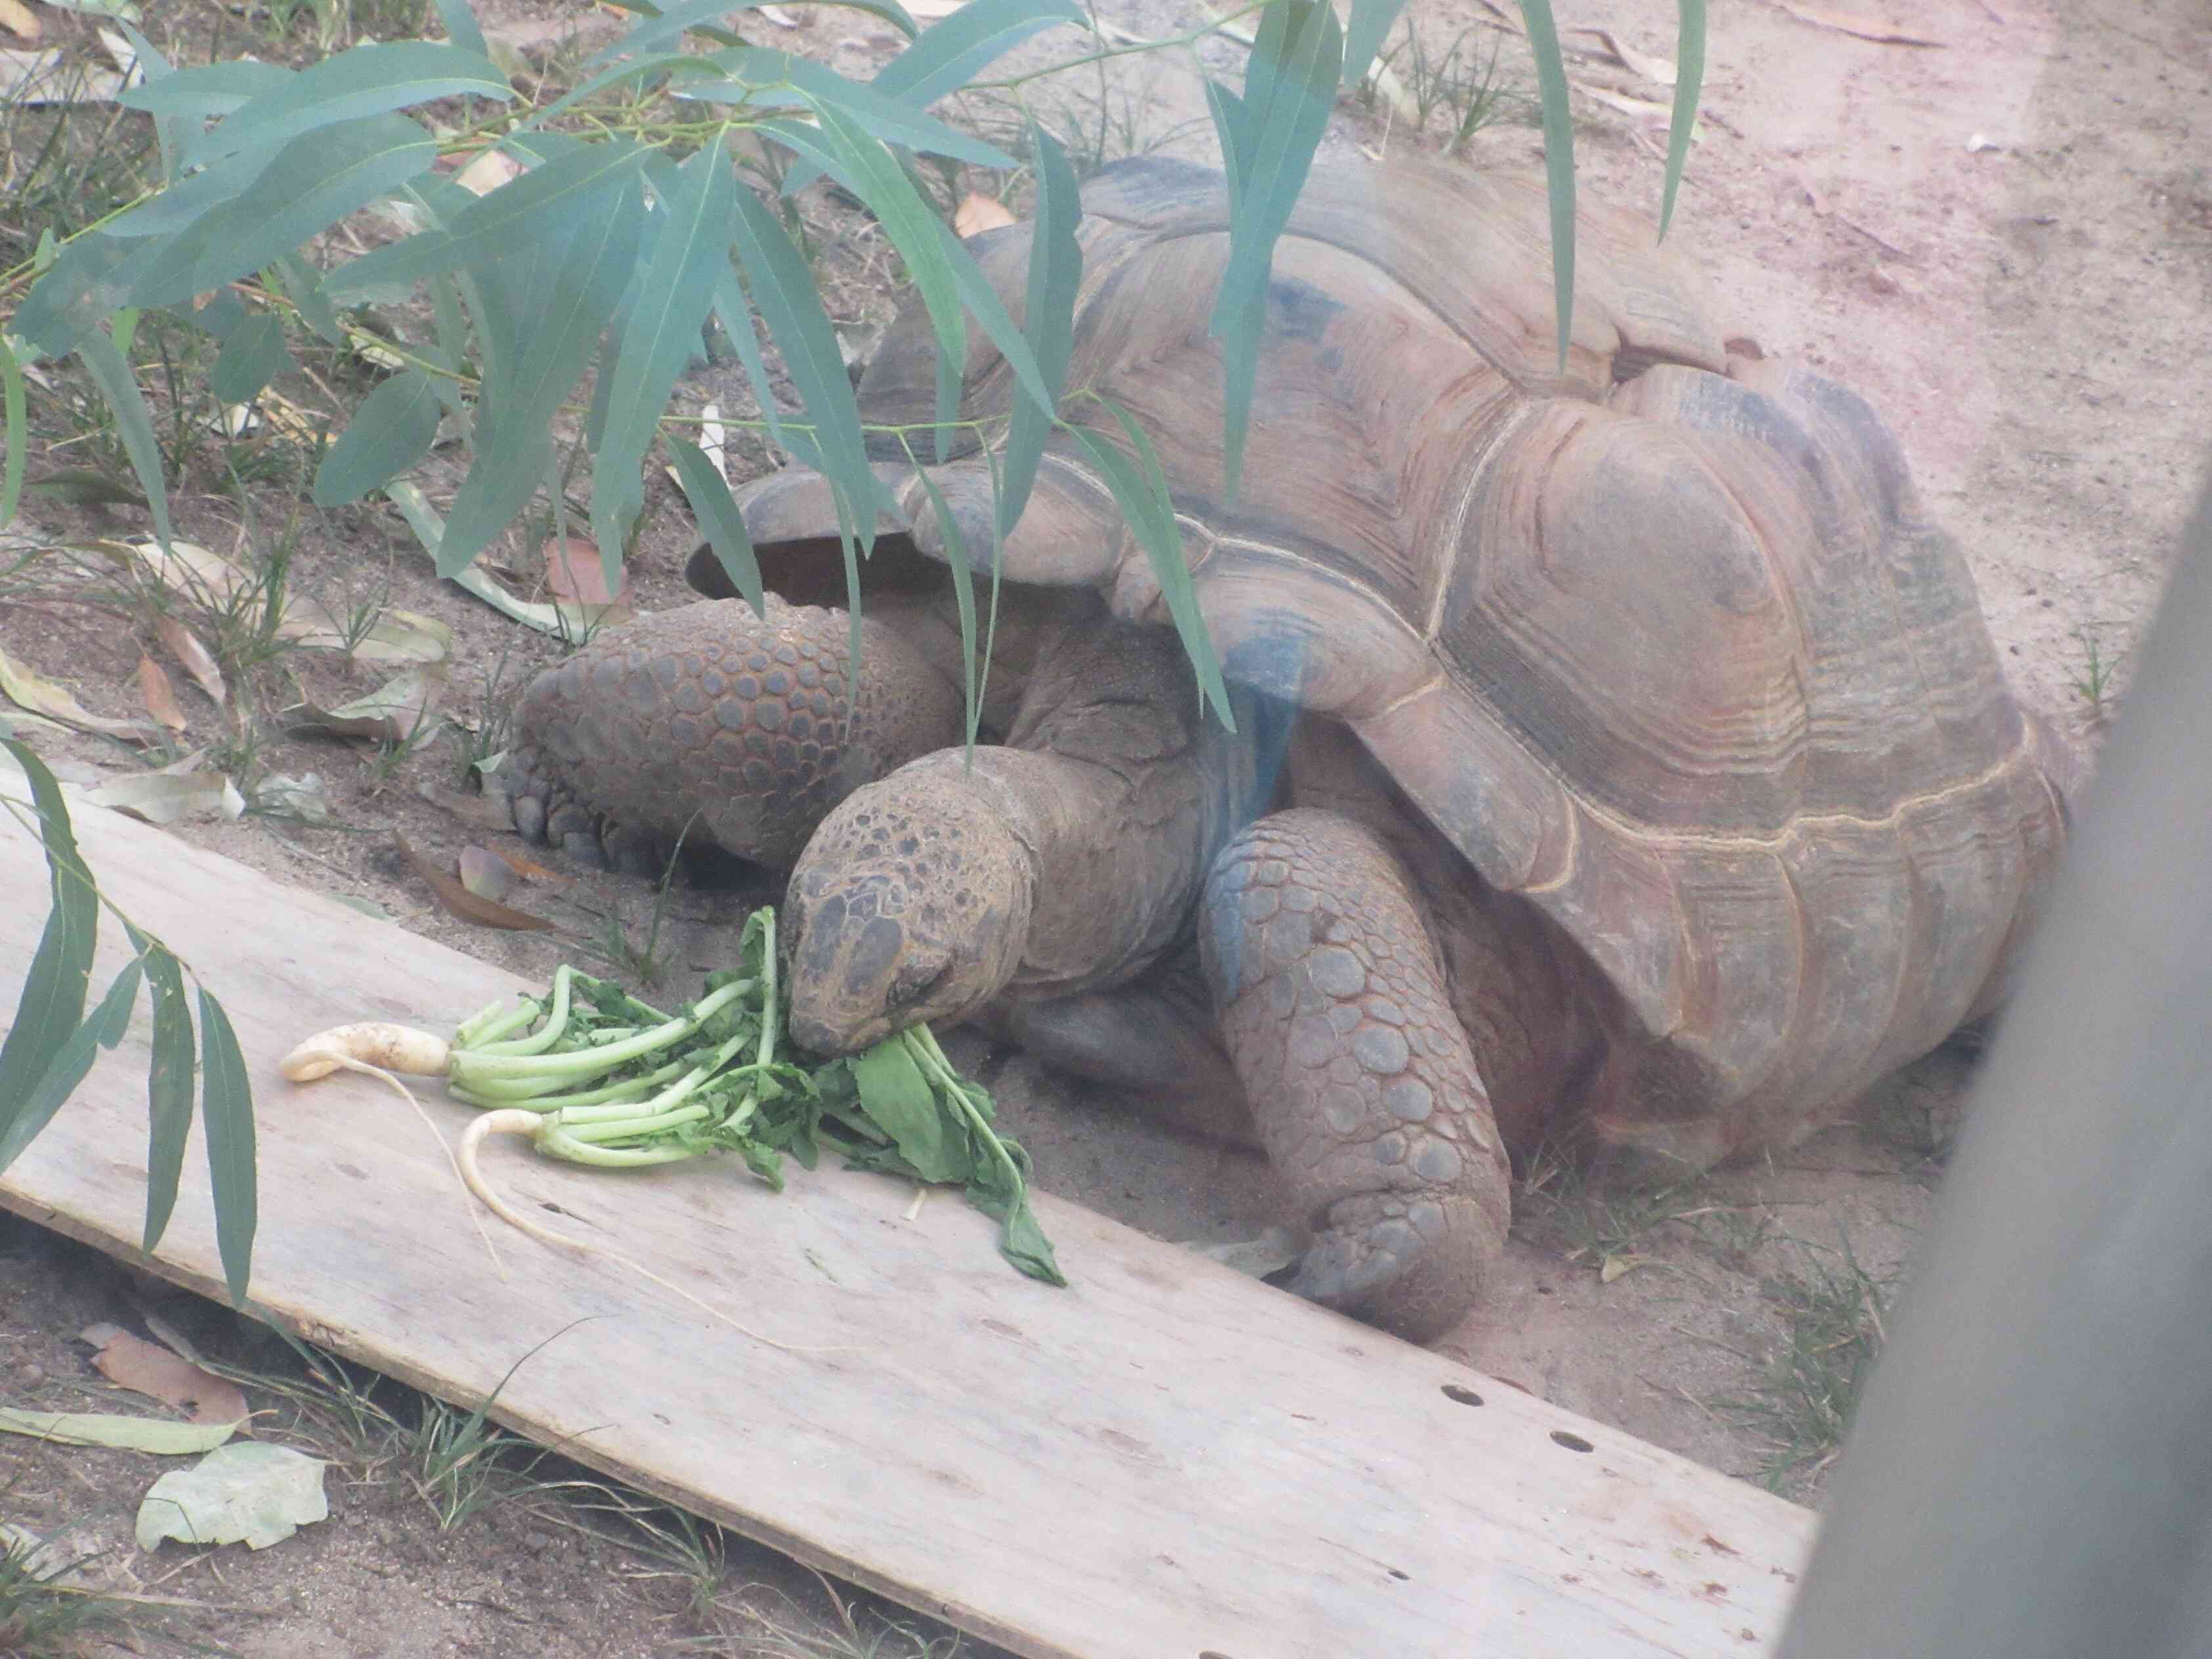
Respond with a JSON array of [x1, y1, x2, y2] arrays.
[[3, 0, 2208, 1653]]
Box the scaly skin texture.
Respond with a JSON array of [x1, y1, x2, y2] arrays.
[[504, 595, 964, 872], [1201, 809, 1514, 1342]]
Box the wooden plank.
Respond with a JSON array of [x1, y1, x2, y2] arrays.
[[0, 764, 1817, 1658]]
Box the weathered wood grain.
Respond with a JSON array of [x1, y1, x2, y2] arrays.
[[0, 763, 1815, 1657]]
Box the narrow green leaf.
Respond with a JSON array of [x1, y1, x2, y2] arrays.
[[182, 41, 511, 172], [117, 58, 293, 121], [102, 142, 282, 240], [130, 114, 441, 310], [327, 138, 652, 301], [701, 52, 1013, 166], [0, 957, 144, 1177], [1661, 0, 1706, 240], [517, 51, 723, 135], [272, 254, 345, 347], [1, 335, 25, 530], [711, 268, 792, 454], [1518, 0, 1576, 369], [908, 460, 985, 747], [437, 178, 644, 576], [728, 181, 875, 555], [870, 0, 1086, 108], [0, 738, 96, 1136], [196, 987, 257, 1307], [312, 369, 444, 506], [435, 0, 490, 57], [74, 324, 175, 549], [10, 234, 160, 361], [112, 22, 186, 183], [209, 312, 293, 404], [997, 119, 1080, 536], [1068, 412, 1233, 729], [1203, 79, 1246, 213], [1340, 0, 1408, 87], [590, 132, 738, 589], [140, 945, 196, 1255], [596, 0, 918, 62], [849, 1040, 964, 1184], [668, 438, 765, 618], [1208, 0, 1340, 502]]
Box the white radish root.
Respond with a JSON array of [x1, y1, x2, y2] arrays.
[[281, 1023, 450, 1082], [457, 1113, 851, 1357]]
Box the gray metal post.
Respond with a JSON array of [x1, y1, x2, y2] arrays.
[[1779, 474, 2212, 1658]]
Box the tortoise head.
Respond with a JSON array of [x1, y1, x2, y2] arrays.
[[780, 772, 1034, 1055]]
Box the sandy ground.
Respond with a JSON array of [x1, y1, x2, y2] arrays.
[[2, 0, 2207, 1652]]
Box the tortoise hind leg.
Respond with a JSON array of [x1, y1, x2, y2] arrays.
[[1201, 808, 1512, 1342], [502, 595, 963, 875]]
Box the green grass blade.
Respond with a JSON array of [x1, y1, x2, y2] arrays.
[[209, 311, 293, 405], [138, 942, 196, 1255], [130, 113, 442, 310], [0, 335, 24, 530], [74, 322, 175, 549], [1660, 0, 1706, 240], [0, 738, 97, 1138], [1340, 0, 1408, 87], [326, 137, 652, 301], [590, 131, 738, 589], [196, 986, 257, 1307], [996, 119, 1080, 536], [312, 368, 444, 507], [1207, 0, 1340, 503], [436, 0, 490, 57], [182, 41, 511, 172], [1518, 0, 1576, 371], [1069, 408, 1232, 729], [0, 956, 143, 1177], [668, 437, 765, 619]]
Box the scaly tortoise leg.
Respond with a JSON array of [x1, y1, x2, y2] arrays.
[[501, 595, 964, 875], [1201, 808, 1512, 1342]]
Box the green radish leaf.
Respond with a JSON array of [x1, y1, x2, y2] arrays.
[[438, 178, 645, 576], [0, 956, 144, 1177], [130, 114, 442, 311], [1341, 0, 1408, 87], [729, 179, 876, 558], [117, 59, 293, 121], [209, 312, 293, 405], [967, 1166, 1065, 1286], [668, 438, 765, 618], [1518, 0, 1576, 370], [590, 132, 738, 589], [75, 324, 175, 550], [182, 41, 511, 172], [1661, 0, 1706, 240], [1070, 406, 1233, 730], [849, 1040, 966, 1184], [998, 119, 1080, 536], [313, 369, 444, 507], [1, 335, 24, 530], [326, 138, 654, 301], [139, 942, 197, 1255], [197, 987, 257, 1307], [1208, 0, 1340, 503], [435, 0, 490, 58], [0, 738, 97, 1141]]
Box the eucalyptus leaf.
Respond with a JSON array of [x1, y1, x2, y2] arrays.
[[1340, 0, 1407, 88], [182, 41, 511, 172], [197, 986, 257, 1307], [0, 956, 144, 1177], [116, 58, 291, 121], [872, 0, 1086, 108], [997, 119, 1078, 536], [0, 1408, 238, 1455], [1518, 0, 1576, 369], [75, 324, 174, 549], [435, 0, 490, 58], [313, 369, 444, 507], [1, 336, 24, 531], [668, 437, 765, 618], [209, 312, 293, 405], [139, 943, 196, 1255], [0, 738, 96, 1144], [1661, 0, 1706, 240]]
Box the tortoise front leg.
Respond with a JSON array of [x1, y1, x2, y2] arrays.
[[501, 596, 964, 875], [1201, 808, 1512, 1341]]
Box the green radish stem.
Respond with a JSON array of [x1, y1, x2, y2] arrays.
[[446, 978, 753, 1083]]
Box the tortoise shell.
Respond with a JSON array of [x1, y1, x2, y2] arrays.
[[740, 155, 2073, 1165]]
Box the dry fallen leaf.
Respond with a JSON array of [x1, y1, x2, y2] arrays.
[[459, 844, 523, 904], [81, 1326, 250, 1426], [0, 0, 43, 41], [953, 192, 1018, 238], [1570, 26, 1676, 86], [396, 832, 561, 932], [85, 768, 246, 826], [545, 536, 632, 615], [155, 615, 227, 708], [91, 539, 452, 663], [0, 642, 165, 744], [283, 663, 447, 744], [491, 844, 574, 886], [454, 146, 521, 196], [1769, 3, 1944, 47], [138, 654, 188, 733]]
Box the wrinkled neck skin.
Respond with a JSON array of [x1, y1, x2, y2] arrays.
[[782, 612, 1269, 1055]]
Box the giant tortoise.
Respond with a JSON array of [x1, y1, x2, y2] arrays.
[[502, 155, 2075, 1339]]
